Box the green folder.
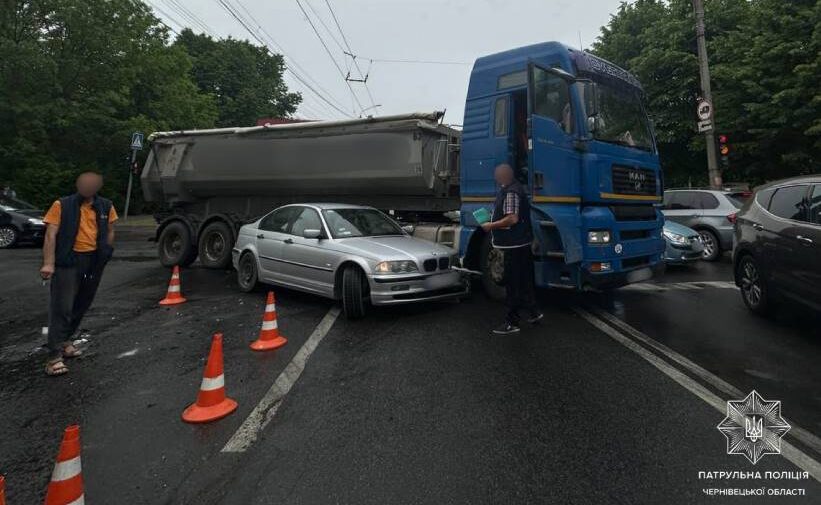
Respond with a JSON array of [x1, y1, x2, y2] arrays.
[[472, 207, 491, 225]]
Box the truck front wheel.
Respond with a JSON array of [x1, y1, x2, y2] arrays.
[[480, 234, 506, 301], [341, 265, 368, 319], [158, 221, 197, 267], [199, 221, 234, 269]]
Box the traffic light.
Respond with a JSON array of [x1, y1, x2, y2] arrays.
[[718, 134, 729, 166]]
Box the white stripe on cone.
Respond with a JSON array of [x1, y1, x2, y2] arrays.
[[261, 320, 278, 331], [51, 456, 82, 481], [200, 374, 225, 391], [167, 285, 180, 293], [67, 495, 86, 505], [265, 304, 276, 312]]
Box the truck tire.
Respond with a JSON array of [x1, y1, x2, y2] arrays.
[[341, 265, 368, 319], [158, 221, 196, 267], [480, 234, 506, 301], [199, 221, 233, 269], [237, 252, 259, 293]]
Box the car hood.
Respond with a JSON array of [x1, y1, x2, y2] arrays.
[[334, 235, 453, 261], [664, 220, 698, 237]]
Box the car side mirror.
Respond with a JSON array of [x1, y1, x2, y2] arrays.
[[302, 229, 322, 239], [401, 224, 415, 235]]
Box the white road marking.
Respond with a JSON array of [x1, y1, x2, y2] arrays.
[[575, 307, 821, 483], [116, 348, 139, 359], [222, 306, 340, 453], [622, 280, 737, 292]]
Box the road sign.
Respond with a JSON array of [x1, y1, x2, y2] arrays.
[[697, 120, 713, 133], [697, 100, 712, 121], [130, 132, 144, 151]]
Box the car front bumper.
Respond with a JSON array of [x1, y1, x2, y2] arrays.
[[368, 270, 469, 305], [664, 241, 704, 264]]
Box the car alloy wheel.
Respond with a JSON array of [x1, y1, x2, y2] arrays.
[[0, 225, 18, 248], [698, 230, 718, 260], [739, 256, 766, 311]]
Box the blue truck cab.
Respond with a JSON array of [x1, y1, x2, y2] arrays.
[[459, 42, 665, 293]]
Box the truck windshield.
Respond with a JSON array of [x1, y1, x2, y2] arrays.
[[593, 82, 654, 152], [323, 208, 404, 238]]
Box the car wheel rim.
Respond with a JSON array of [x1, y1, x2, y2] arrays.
[[699, 231, 715, 258], [740, 260, 761, 306], [0, 227, 14, 247], [488, 249, 504, 284], [239, 258, 254, 287]]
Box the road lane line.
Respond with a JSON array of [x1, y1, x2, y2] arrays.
[[591, 307, 821, 457], [574, 307, 821, 483], [222, 306, 340, 453]]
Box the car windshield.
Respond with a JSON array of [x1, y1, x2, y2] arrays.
[[592, 80, 654, 151], [322, 208, 403, 238], [0, 204, 15, 211]]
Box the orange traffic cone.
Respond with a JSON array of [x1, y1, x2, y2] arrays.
[[250, 291, 287, 351], [182, 333, 238, 423], [44, 425, 84, 505], [159, 265, 187, 306], [1, 474, 5, 505]]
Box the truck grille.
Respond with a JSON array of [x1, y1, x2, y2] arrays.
[[611, 205, 657, 221], [612, 166, 657, 196]]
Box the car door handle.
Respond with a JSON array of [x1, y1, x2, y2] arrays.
[[796, 235, 813, 245], [256, 233, 265, 239], [752, 223, 764, 231], [283, 238, 294, 244]]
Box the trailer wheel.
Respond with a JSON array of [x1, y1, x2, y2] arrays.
[[199, 221, 233, 269], [480, 234, 506, 301], [158, 221, 196, 267], [341, 265, 368, 319]]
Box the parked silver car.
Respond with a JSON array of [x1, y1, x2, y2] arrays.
[[661, 189, 746, 261], [232, 204, 467, 319]]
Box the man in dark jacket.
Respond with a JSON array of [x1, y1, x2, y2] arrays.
[[40, 171, 117, 375], [481, 164, 543, 334]]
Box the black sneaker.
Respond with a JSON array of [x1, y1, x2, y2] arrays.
[[492, 322, 521, 335], [526, 312, 544, 324]]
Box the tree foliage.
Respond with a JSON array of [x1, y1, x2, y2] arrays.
[[0, 1, 299, 211], [593, 0, 820, 186]]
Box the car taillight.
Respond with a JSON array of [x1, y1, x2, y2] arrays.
[[727, 213, 737, 224]]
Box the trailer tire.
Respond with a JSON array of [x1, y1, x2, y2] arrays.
[[341, 265, 368, 319], [480, 234, 506, 301], [199, 221, 233, 269], [158, 221, 196, 268]]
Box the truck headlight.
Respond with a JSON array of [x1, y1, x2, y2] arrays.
[[375, 260, 419, 274], [663, 229, 689, 245], [587, 230, 611, 244]]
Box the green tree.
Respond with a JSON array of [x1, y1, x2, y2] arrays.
[[175, 29, 301, 127]]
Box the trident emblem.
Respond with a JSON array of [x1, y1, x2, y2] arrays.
[[745, 416, 763, 442]]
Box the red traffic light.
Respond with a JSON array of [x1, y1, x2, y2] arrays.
[[718, 134, 728, 144]]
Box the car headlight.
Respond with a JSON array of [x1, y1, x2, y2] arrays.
[[375, 260, 419, 274], [27, 217, 44, 226], [663, 229, 689, 245], [587, 230, 611, 244]]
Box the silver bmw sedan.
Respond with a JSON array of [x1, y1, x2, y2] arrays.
[[232, 203, 468, 319]]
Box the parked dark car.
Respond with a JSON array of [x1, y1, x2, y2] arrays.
[[733, 175, 821, 314], [0, 196, 45, 248]]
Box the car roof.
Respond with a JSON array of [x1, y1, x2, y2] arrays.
[[755, 174, 821, 191], [283, 203, 374, 210]]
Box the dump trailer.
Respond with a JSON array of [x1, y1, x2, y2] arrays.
[[143, 41, 666, 294], [141, 112, 461, 268]]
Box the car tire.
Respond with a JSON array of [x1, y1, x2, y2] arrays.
[[237, 252, 259, 293], [737, 254, 770, 315], [480, 234, 506, 301], [158, 221, 197, 267], [341, 265, 368, 319], [0, 225, 19, 249], [198, 221, 233, 269], [698, 229, 721, 261]]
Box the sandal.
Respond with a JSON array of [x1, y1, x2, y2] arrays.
[[46, 359, 69, 376], [62, 344, 83, 359]]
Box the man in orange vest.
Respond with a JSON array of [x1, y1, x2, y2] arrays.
[[40, 171, 118, 376]]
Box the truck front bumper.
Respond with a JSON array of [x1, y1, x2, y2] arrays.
[[581, 261, 665, 290], [368, 270, 469, 305]]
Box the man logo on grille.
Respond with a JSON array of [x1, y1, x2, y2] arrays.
[[717, 390, 790, 464]]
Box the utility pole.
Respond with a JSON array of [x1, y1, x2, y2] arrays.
[[692, 0, 722, 189]]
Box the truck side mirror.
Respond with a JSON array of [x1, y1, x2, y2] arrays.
[[583, 81, 600, 118]]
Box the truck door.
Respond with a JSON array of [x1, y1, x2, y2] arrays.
[[527, 64, 582, 202]]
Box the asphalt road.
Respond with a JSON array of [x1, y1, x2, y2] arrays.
[[1, 232, 819, 504]]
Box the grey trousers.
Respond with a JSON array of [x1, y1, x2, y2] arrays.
[[47, 252, 106, 359]]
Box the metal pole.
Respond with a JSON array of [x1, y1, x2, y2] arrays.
[[123, 149, 136, 221], [693, 0, 722, 189]]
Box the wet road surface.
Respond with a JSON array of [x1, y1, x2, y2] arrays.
[[1, 236, 819, 504]]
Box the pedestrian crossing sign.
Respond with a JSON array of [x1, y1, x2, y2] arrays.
[[130, 132, 144, 150]]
